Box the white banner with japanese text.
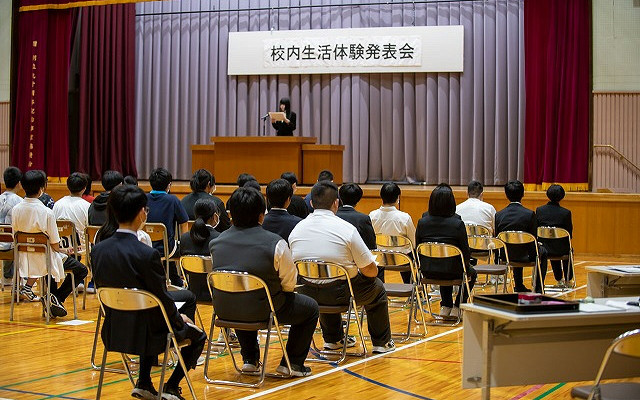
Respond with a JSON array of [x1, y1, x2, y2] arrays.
[[228, 26, 463, 75]]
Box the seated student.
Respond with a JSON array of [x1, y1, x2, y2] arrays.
[[0, 166, 23, 284], [415, 184, 477, 319], [455, 180, 496, 235], [280, 172, 309, 219], [181, 169, 230, 232], [88, 170, 124, 226], [210, 187, 319, 376], [146, 168, 189, 287], [369, 182, 416, 283], [536, 184, 573, 286], [80, 173, 95, 203], [53, 172, 91, 254], [37, 170, 55, 209], [92, 185, 206, 400], [495, 180, 548, 293], [225, 173, 257, 212], [179, 198, 219, 301], [304, 170, 333, 213], [11, 170, 88, 317], [262, 179, 302, 242], [243, 179, 261, 191], [123, 175, 138, 185], [336, 183, 376, 251]]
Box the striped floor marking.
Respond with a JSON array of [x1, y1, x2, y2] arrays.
[[342, 368, 435, 400], [532, 383, 566, 399], [0, 387, 87, 400], [236, 327, 463, 400], [509, 384, 544, 400]]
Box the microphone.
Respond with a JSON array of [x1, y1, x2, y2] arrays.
[[261, 113, 269, 120]]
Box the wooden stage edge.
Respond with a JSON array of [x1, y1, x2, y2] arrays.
[[41, 181, 640, 258]]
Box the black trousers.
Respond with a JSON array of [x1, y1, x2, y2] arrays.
[[46, 256, 88, 303], [235, 292, 319, 367], [550, 259, 573, 281], [511, 246, 548, 293], [298, 274, 391, 347], [168, 288, 197, 321], [424, 266, 478, 308]]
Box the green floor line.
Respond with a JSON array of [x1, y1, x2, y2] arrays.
[[532, 383, 566, 400]]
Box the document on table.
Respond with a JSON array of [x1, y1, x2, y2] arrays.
[[606, 265, 640, 274]]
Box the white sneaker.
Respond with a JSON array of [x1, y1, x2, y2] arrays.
[[241, 360, 260, 372], [196, 355, 205, 366], [217, 329, 238, 343], [450, 306, 462, 319], [439, 306, 452, 317], [323, 335, 356, 350], [372, 339, 396, 354], [275, 364, 312, 377]]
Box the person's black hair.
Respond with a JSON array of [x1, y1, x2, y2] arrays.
[[101, 170, 124, 192], [95, 207, 118, 243], [504, 180, 525, 203], [546, 184, 565, 203], [428, 183, 456, 218], [81, 173, 93, 195], [280, 171, 298, 186], [266, 179, 293, 208], [467, 180, 483, 198], [190, 198, 218, 246], [149, 167, 172, 191], [237, 173, 256, 188], [190, 169, 215, 193], [279, 97, 291, 113], [124, 175, 138, 186], [227, 187, 265, 228], [311, 180, 338, 210], [108, 184, 148, 224], [3, 167, 22, 189], [339, 183, 363, 207], [380, 182, 401, 204], [67, 172, 87, 194], [21, 170, 46, 197], [243, 180, 261, 191], [317, 170, 334, 182]]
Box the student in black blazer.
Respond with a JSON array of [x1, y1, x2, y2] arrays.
[[272, 97, 297, 136], [181, 169, 230, 233], [280, 172, 309, 219], [336, 183, 377, 250], [495, 180, 548, 293], [415, 183, 477, 318], [92, 185, 206, 400], [262, 179, 302, 242], [536, 184, 573, 284]]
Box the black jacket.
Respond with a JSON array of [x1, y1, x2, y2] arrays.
[[495, 203, 538, 262], [287, 195, 309, 219], [536, 202, 572, 256], [415, 214, 471, 277], [272, 111, 297, 136], [336, 206, 377, 250], [92, 232, 187, 356], [262, 209, 302, 242], [88, 192, 109, 226], [180, 192, 231, 233]]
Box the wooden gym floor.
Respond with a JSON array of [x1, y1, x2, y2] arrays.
[[1, 255, 638, 400]]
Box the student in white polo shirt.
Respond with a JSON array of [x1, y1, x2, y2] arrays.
[[455, 180, 496, 235], [289, 181, 395, 354], [53, 172, 91, 254], [11, 170, 88, 317]]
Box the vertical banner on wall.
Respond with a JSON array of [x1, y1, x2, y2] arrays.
[[12, 8, 71, 179]]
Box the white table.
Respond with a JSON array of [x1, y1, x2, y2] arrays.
[[461, 297, 640, 400], [586, 265, 640, 297]]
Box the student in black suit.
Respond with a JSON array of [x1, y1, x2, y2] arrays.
[[495, 180, 548, 293], [280, 172, 309, 219], [181, 169, 230, 233], [304, 170, 333, 213], [272, 97, 297, 136], [262, 179, 302, 242], [415, 183, 477, 318], [536, 184, 573, 285], [92, 185, 206, 400]]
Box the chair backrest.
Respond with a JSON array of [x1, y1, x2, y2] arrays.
[[497, 231, 536, 246], [612, 329, 640, 358], [207, 270, 275, 321], [0, 224, 13, 244], [376, 234, 414, 249], [416, 242, 463, 259], [295, 259, 350, 281], [465, 223, 490, 236], [14, 232, 49, 254], [371, 248, 413, 271], [180, 255, 213, 275], [56, 220, 78, 256], [141, 223, 168, 243], [85, 225, 101, 246], [537, 226, 570, 240]]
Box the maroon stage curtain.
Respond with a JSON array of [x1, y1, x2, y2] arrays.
[[78, 4, 137, 179], [12, 10, 72, 179], [523, 0, 590, 191]]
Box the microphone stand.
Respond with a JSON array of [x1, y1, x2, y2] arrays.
[[260, 113, 269, 136]]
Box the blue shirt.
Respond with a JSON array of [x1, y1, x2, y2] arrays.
[[146, 192, 189, 253]]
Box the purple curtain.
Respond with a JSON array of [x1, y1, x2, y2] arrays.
[[135, 0, 524, 184], [78, 4, 137, 179]]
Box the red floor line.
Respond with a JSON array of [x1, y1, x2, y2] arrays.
[[509, 384, 544, 400]]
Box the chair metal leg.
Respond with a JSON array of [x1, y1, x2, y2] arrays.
[[169, 335, 199, 399], [157, 334, 172, 397], [69, 272, 78, 319], [95, 346, 108, 400], [421, 283, 461, 327], [9, 267, 19, 321]]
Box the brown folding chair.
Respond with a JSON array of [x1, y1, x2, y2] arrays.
[[83, 225, 101, 309], [0, 225, 14, 292], [295, 259, 367, 364], [95, 288, 198, 400], [204, 270, 293, 388], [141, 223, 172, 286], [497, 231, 545, 294], [179, 255, 213, 330], [537, 226, 575, 290], [56, 220, 79, 319], [416, 242, 472, 327], [467, 235, 510, 293]]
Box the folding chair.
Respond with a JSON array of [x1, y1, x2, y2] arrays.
[[10, 232, 53, 323], [95, 288, 198, 400], [56, 220, 79, 319], [571, 329, 640, 400], [83, 225, 101, 310], [537, 226, 575, 289], [179, 255, 213, 331], [0, 225, 14, 292], [295, 259, 367, 364], [467, 235, 510, 293], [204, 270, 293, 388], [141, 223, 172, 286], [497, 231, 545, 294], [416, 242, 472, 327], [465, 223, 490, 237], [372, 249, 427, 341]]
